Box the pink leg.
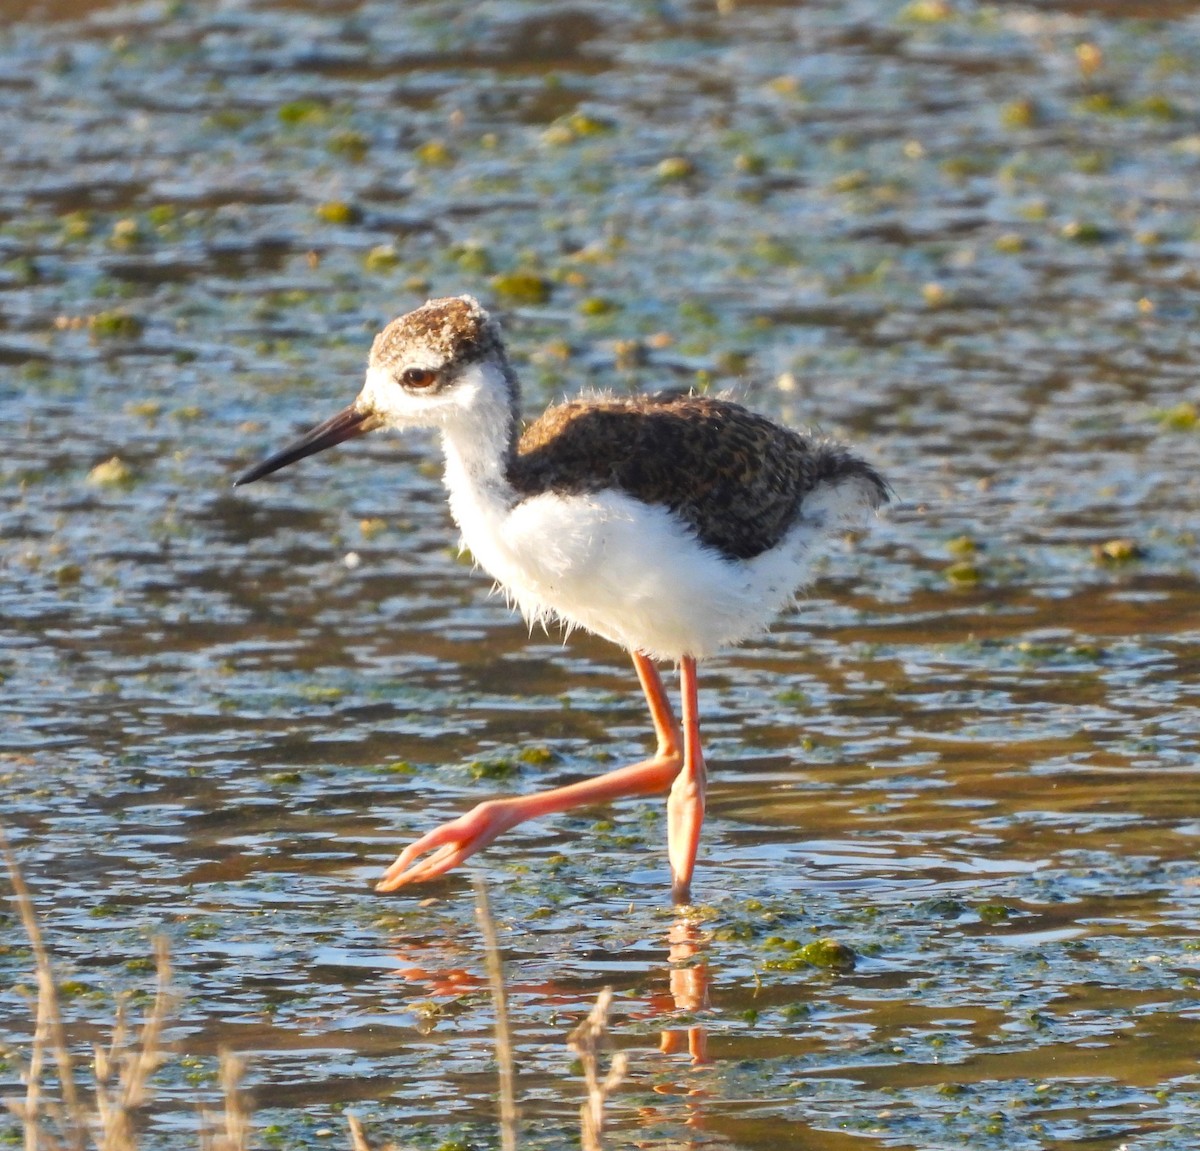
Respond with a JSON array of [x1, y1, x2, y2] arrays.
[[667, 656, 706, 905], [376, 651, 684, 891]]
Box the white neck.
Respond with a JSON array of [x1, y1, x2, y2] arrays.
[[439, 360, 519, 514]]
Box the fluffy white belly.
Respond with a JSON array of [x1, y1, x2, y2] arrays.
[[450, 485, 855, 661]]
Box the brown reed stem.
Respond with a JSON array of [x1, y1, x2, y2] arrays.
[[472, 873, 518, 1151], [567, 988, 627, 1151], [2, 826, 87, 1151]]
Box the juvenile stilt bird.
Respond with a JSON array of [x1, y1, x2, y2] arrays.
[[236, 296, 889, 903]]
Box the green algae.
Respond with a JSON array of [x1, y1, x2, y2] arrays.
[[315, 201, 361, 225], [491, 270, 552, 304]]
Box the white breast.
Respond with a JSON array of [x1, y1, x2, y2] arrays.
[[448, 480, 856, 661]]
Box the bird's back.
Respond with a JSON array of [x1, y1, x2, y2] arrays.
[[508, 392, 888, 561]]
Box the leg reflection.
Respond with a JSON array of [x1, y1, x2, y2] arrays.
[[658, 916, 710, 1065]]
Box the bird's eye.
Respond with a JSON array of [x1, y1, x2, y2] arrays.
[[401, 367, 438, 389]]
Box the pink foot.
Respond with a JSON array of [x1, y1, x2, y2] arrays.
[[376, 799, 519, 891]]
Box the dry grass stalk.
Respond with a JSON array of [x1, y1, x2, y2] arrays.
[[2, 828, 87, 1151], [4, 834, 629, 1151], [1, 829, 241, 1151], [471, 873, 518, 1151], [344, 1112, 403, 1151], [196, 1051, 249, 1151], [345, 1113, 372, 1151], [346, 873, 522, 1151], [93, 937, 174, 1151], [567, 988, 627, 1151]]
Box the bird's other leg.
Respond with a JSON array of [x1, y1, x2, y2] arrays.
[[375, 651, 684, 891], [667, 656, 706, 905]]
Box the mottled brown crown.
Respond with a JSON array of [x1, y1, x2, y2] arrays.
[[369, 295, 505, 374]]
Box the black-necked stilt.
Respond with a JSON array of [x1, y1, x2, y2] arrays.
[[236, 295, 889, 904]]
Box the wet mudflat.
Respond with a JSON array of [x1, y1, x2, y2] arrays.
[[2, 0, 1199, 1148]]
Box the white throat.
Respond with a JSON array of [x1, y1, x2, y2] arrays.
[[440, 359, 517, 478], [437, 360, 520, 540]]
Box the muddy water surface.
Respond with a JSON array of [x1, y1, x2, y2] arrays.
[[2, 1, 1199, 1149]]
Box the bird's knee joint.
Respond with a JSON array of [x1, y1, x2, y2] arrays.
[[669, 776, 704, 805]]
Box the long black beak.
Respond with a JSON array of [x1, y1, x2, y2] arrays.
[[234, 403, 382, 486]]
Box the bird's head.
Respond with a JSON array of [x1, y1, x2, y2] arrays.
[[234, 295, 517, 487]]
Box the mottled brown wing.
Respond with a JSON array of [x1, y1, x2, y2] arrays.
[[509, 394, 868, 560]]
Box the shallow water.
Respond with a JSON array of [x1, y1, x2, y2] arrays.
[[2, 1, 1199, 1148]]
